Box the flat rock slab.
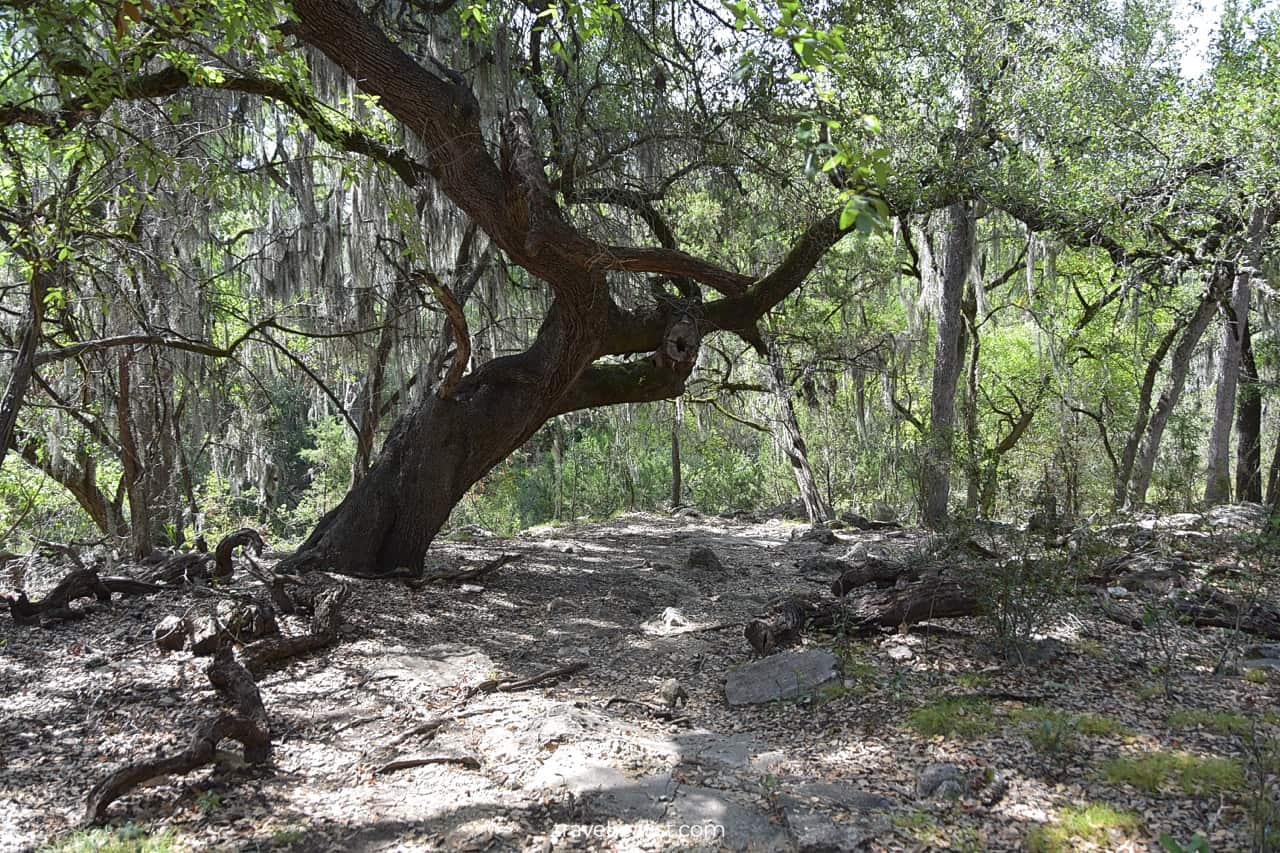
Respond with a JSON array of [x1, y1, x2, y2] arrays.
[[784, 806, 886, 852], [725, 649, 840, 706], [376, 644, 494, 691], [667, 785, 790, 851], [781, 781, 894, 812]]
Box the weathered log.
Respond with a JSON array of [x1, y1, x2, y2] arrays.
[[1169, 586, 1280, 640], [828, 576, 978, 630], [830, 559, 918, 596], [84, 647, 269, 825], [744, 598, 812, 657]]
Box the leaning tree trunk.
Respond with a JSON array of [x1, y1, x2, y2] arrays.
[[0, 270, 48, 472], [1235, 319, 1263, 502], [1204, 271, 1252, 504], [276, 0, 850, 575], [1114, 320, 1183, 508], [1127, 271, 1226, 508], [921, 201, 975, 529], [762, 338, 830, 524]]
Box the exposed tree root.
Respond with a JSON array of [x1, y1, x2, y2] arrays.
[[147, 528, 265, 586], [84, 647, 269, 825], [83, 579, 349, 824], [3, 569, 160, 625]]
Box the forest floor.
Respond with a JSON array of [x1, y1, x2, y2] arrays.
[[2, 507, 1279, 852]]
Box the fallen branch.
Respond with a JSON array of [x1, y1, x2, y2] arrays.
[[375, 754, 480, 774], [411, 553, 520, 587], [464, 661, 588, 699], [1170, 586, 1280, 640], [386, 707, 502, 749]]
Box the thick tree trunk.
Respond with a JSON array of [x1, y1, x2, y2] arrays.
[[280, 0, 851, 574], [921, 202, 975, 528], [763, 339, 830, 524], [1267, 430, 1280, 508], [116, 352, 157, 559], [1127, 273, 1225, 508], [1235, 319, 1262, 502], [1204, 272, 1251, 504], [961, 294, 981, 514]]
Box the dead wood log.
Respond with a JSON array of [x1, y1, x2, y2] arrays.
[[744, 598, 813, 656], [830, 558, 919, 596], [1169, 587, 1280, 640], [744, 572, 980, 655], [463, 661, 588, 699], [827, 576, 978, 630], [84, 647, 269, 825]]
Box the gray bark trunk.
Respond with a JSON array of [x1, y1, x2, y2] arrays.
[[763, 339, 830, 524], [1203, 271, 1250, 504], [1127, 273, 1225, 508], [921, 202, 975, 529], [1235, 320, 1262, 502]]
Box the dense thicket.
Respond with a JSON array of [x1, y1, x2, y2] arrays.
[[0, 0, 1276, 568]]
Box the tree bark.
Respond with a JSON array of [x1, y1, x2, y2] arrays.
[[1234, 319, 1262, 502], [0, 270, 48, 472], [277, 0, 852, 575], [670, 400, 682, 507], [1203, 270, 1250, 504], [762, 339, 830, 524], [1114, 320, 1183, 508], [1127, 271, 1226, 508], [921, 202, 975, 528]]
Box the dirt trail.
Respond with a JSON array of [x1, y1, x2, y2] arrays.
[[2, 511, 1275, 851]]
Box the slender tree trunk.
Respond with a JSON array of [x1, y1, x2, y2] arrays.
[[763, 338, 831, 524], [1235, 319, 1262, 502], [1115, 321, 1183, 508], [961, 292, 981, 514], [670, 400, 682, 507], [13, 433, 128, 536], [116, 352, 156, 559], [921, 201, 975, 529], [1127, 272, 1226, 508], [0, 271, 48, 472], [1204, 272, 1252, 504], [1267, 429, 1280, 508]]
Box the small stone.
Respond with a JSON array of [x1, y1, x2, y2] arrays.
[[153, 615, 188, 652], [917, 763, 965, 800], [685, 546, 723, 572], [885, 644, 914, 662]]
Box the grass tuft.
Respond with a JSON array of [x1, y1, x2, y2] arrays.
[[1026, 802, 1141, 852], [908, 697, 995, 739], [1102, 750, 1245, 795]]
